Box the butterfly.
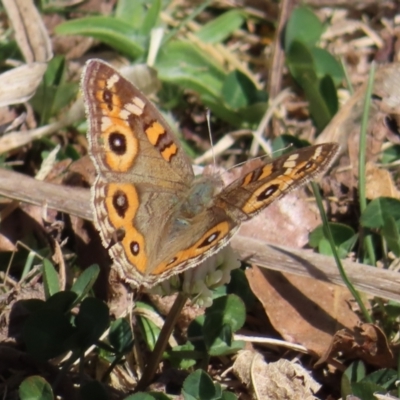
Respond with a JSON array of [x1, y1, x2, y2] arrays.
[[82, 59, 339, 288]]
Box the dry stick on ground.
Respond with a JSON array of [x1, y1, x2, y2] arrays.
[[0, 167, 399, 302]]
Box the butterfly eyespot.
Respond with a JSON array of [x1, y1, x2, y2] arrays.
[[305, 161, 314, 169], [112, 190, 128, 218], [130, 241, 140, 256], [295, 160, 315, 176], [257, 184, 279, 201], [102, 88, 113, 110], [198, 232, 220, 249], [109, 132, 127, 155]]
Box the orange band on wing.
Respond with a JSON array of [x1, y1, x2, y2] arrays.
[[241, 176, 293, 215], [152, 221, 230, 275], [94, 77, 140, 172], [106, 183, 147, 274], [145, 121, 178, 162], [145, 121, 165, 145]]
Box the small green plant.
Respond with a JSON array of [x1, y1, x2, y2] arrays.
[[18, 258, 245, 399], [55, 0, 267, 130], [341, 361, 398, 400], [284, 6, 344, 131]]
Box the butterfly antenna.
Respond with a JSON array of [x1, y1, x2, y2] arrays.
[[206, 109, 217, 171]]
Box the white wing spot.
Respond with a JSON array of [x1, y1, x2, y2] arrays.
[[133, 96, 145, 109], [287, 153, 299, 161], [283, 160, 296, 169], [125, 100, 143, 116], [106, 74, 120, 89], [314, 146, 322, 158]]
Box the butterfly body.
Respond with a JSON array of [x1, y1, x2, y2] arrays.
[[82, 59, 339, 288]]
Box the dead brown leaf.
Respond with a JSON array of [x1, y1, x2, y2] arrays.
[[365, 162, 400, 200], [233, 349, 321, 400], [316, 323, 395, 368], [246, 266, 361, 357]]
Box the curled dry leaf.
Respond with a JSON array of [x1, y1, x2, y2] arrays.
[[233, 349, 321, 400], [315, 323, 395, 369], [3, 0, 52, 63], [0, 63, 48, 108]]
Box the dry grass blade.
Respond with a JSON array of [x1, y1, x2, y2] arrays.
[[3, 0, 52, 63], [0, 0, 52, 107]]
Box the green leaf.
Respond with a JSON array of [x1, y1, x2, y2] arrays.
[[344, 360, 366, 383], [360, 197, 400, 229], [19, 376, 54, 400], [156, 40, 226, 100], [109, 318, 134, 354], [75, 297, 110, 350], [362, 369, 397, 389], [311, 47, 344, 86], [71, 264, 100, 304], [286, 41, 336, 130], [23, 308, 76, 360], [203, 295, 246, 355], [165, 342, 198, 369], [205, 295, 246, 332], [227, 269, 256, 310], [382, 216, 400, 256], [182, 370, 216, 400], [45, 291, 78, 313], [124, 393, 161, 400], [187, 315, 207, 353], [136, 301, 160, 351], [286, 40, 317, 83], [319, 74, 338, 118], [55, 17, 145, 59], [220, 392, 237, 400], [341, 371, 352, 399], [199, 94, 246, 127], [381, 144, 400, 164], [42, 258, 60, 299], [309, 222, 357, 257], [384, 301, 400, 319], [115, 0, 162, 35], [221, 70, 265, 109], [140, 0, 162, 36], [196, 10, 245, 44], [80, 381, 108, 400], [351, 381, 387, 400], [30, 56, 79, 123], [284, 6, 324, 51]]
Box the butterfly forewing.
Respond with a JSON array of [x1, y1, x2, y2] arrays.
[[218, 143, 339, 220]]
